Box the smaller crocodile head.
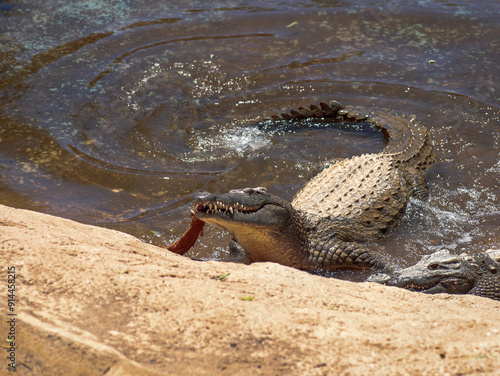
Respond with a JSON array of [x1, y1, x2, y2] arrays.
[[193, 187, 308, 266], [381, 250, 476, 294]]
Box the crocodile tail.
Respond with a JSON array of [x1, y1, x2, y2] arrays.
[[267, 100, 435, 171], [367, 111, 434, 171]]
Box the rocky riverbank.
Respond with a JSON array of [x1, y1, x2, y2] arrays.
[[1, 205, 499, 375]]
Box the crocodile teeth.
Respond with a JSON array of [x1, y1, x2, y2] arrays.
[[197, 201, 257, 215], [405, 283, 433, 291]]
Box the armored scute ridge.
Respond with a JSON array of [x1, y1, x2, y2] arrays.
[[192, 100, 435, 273]]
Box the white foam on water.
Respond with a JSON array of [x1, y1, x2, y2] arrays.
[[404, 184, 499, 251], [186, 126, 271, 163]]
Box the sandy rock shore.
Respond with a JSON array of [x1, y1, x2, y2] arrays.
[[1, 204, 499, 375]]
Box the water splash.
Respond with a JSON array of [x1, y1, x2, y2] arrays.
[[188, 126, 271, 162]]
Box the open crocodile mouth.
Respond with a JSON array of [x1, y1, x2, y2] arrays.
[[193, 201, 262, 217], [191, 189, 290, 228], [400, 276, 471, 294], [403, 282, 436, 292]]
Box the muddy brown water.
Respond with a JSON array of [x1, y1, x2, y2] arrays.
[[0, 0, 498, 276]]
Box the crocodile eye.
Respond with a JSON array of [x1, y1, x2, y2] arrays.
[[428, 263, 439, 270], [242, 187, 267, 195]]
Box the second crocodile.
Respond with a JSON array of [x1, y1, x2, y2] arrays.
[[192, 100, 435, 272], [368, 249, 500, 301]]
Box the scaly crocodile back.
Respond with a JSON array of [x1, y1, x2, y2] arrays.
[[269, 100, 435, 244]]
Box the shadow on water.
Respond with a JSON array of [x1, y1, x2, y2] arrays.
[[0, 0, 498, 270]]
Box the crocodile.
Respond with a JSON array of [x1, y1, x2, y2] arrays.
[[368, 249, 500, 301], [191, 100, 435, 272]]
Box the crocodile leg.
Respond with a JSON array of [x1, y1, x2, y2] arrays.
[[403, 167, 429, 200]]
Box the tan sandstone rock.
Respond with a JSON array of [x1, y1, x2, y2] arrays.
[[0, 204, 499, 375]]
